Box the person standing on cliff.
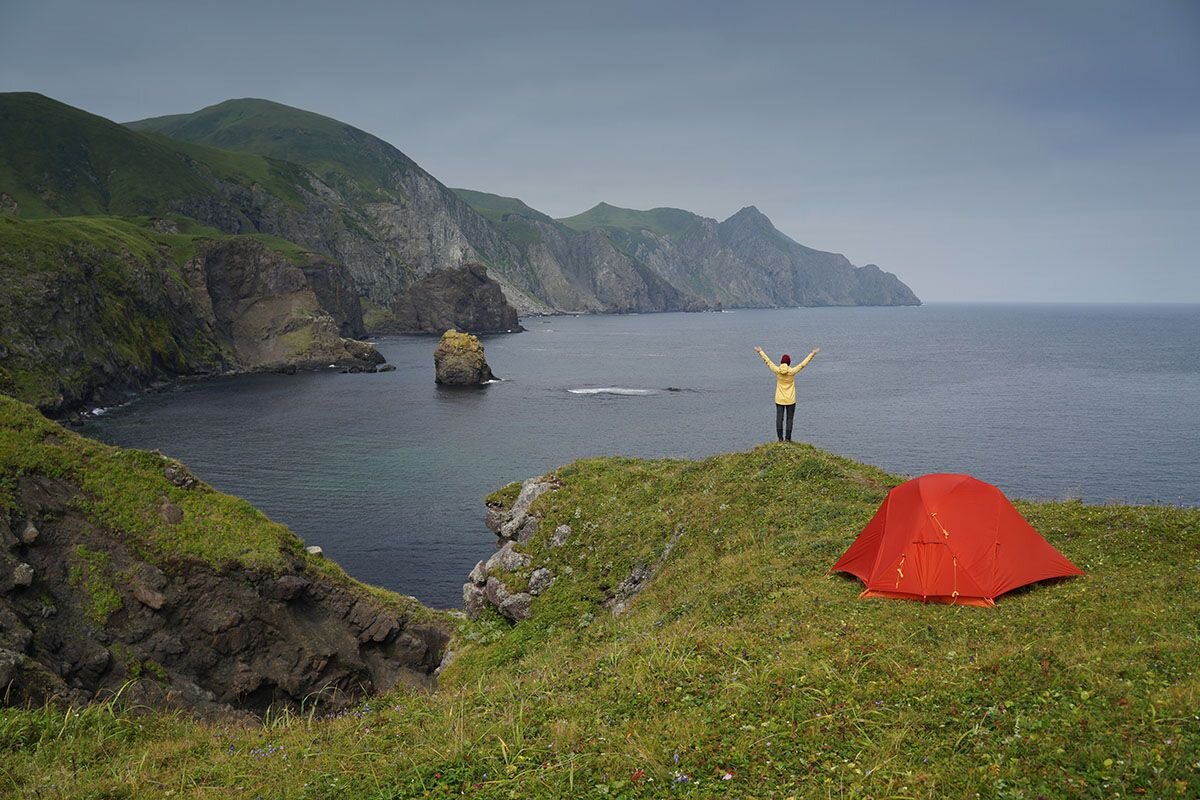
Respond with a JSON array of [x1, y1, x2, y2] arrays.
[[755, 345, 820, 442]]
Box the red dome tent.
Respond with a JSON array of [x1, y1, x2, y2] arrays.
[[832, 474, 1083, 607]]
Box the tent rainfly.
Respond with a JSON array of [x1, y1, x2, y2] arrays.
[[832, 474, 1084, 607]]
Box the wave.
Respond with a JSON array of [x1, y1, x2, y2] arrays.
[[567, 387, 655, 396]]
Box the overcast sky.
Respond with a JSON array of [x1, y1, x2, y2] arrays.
[[3, 0, 1198, 302]]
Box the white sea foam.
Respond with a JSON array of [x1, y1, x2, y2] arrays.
[[89, 407, 108, 417], [567, 387, 654, 396]]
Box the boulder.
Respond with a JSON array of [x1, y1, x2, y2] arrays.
[[528, 568, 555, 596], [484, 577, 532, 622], [433, 329, 496, 386], [486, 542, 531, 574], [20, 521, 39, 545], [468, 560, 488, 586], [463, 583, 487, 619], [159, 500, 184, 525], [11, 563, 33, 589], [132, 582, 166, 610], [551, 524, 572, 547]]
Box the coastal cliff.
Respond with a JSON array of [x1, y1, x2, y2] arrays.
[[559, 202, 921, 308], [0, 395, 449, 716], [0, 216, 382, 414]]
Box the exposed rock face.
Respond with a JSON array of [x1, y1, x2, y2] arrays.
[[452, 191, 709, 314], [433, 330, 496, 386], [465, 476, 560, 622], [391, 263, 522, 335], [0, 472, 450, 718], [571, 203, 922, 309], [125, 98, 552, 315], [125, 99, 919, 318], [187, 238, 384, 371], [0, 218, 384, 414]]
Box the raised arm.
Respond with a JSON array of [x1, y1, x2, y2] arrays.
[[754, 346, 778, 371], [790, 347, 820, 373]]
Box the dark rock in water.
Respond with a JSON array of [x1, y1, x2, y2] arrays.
[[376, 363, 397, 373], [433, 330, 496, 385], [389, 262, 523, 335]]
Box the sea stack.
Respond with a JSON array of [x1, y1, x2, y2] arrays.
[[434, 330, 496, 386]]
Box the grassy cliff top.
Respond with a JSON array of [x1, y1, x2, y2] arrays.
[[558, 201, 707, 239], [4, 440, 1197, 797], [127, 97, 422, 203], [452, 188, 557, 226]]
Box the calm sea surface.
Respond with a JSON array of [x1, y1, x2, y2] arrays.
[[82, 304, 1200, 607]]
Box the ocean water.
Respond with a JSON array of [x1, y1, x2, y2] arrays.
[[82, 304, 1200, 607]]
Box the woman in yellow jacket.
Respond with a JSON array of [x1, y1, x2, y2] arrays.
[[755, 345, 819, 441]]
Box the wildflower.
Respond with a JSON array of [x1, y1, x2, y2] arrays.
[[722, 772, 734, 780]]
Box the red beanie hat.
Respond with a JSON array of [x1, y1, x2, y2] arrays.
[[781, 354, 791, 364]]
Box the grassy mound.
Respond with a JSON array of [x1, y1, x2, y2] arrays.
[[2, 442, 1196, 797]]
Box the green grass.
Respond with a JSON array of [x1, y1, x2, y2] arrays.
[[127, 98, 420, 203], [0, 439, 1195, 797], [452, 188, 556, 226], [0, 92, 311, 219], [558, 201, 707, 240], [66, 545, 124, 626]]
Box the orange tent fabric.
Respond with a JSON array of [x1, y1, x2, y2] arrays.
[[832, 474, 1083, 607]]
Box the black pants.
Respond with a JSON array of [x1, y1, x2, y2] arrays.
[[775, 403, 796, 441]]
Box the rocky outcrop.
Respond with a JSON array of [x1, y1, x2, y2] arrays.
[[465, 476, 559, 622], [390, 263, 522, 335], [433, 329, 496, 386], [0, 217, 383, 414], [0, 400, 451, 717], [187, 238, 384, 371]]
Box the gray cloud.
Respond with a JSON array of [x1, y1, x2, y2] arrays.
[[3, 0, 1197, 301]]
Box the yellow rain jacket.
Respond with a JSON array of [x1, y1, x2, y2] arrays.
[[759, 350, 815, 405]]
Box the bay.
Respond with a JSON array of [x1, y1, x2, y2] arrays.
[[82, 303, 1200, 607]]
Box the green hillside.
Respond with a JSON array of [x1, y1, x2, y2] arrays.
[[452, 188, 556, 226], [558, 201, 707, 239], [0, 93, 308, 219], [453, 187, 568, 249], [128, 98, 420, 203], [4, 441, 1196, 797]]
